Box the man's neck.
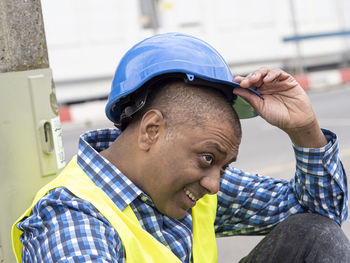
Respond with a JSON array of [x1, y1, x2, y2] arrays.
[[100, 132, 141, 189]]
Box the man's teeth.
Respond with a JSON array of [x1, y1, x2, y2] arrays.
[[185, 189, 197, 202]]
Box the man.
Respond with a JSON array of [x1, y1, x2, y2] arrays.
[[13, 33, 349, 262]]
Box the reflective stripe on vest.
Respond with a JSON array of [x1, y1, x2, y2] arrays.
[[12, 157, 217, 262]]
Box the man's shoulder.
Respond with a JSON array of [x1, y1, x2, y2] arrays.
[[27, 187, 107, 223], [17, 187, 124, 261]]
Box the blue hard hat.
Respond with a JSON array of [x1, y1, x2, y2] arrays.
[[106, 32, 257, 128]]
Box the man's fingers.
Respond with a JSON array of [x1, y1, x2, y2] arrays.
[[233, 76, 244, 83], [234, 68, 301, 100], [233, 87, 263, 112], [260, 70, 299, 93], [262, 68, 289, 83], [239, 67, 270, 88]]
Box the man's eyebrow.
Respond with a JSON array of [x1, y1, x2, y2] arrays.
[[203, 141, 237, 164], [204, 142, 227, 155]]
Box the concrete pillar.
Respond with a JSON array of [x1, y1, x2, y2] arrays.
[[0, 0, 49, 73], [0, 1, 64, 262]]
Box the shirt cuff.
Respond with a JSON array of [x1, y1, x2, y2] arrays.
[[293, 129, 339, 176]]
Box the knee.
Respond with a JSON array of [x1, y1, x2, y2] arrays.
[[277, 213, 350, 262], [281, 213, 341, 233], [281, 213, 341, 237], [240, 213, 350, 263], [278, 213, 350, 256]]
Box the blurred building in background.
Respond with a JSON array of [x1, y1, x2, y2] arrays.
[[40, 0, 350, 106]]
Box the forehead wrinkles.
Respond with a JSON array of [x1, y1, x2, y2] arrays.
[[203, 125, 240, 156]]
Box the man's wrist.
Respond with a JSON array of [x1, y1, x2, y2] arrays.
[[284, 120, 328, 148]]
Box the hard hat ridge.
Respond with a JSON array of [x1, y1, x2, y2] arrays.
[[105, 32, 257, 129]]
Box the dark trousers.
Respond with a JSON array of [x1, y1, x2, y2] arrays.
[[239, 213, 350, 263]]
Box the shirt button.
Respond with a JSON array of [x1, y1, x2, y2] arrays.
[[337, 195, 342, 200]]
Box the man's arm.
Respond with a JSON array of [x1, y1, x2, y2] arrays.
[[17, 187, 124, 262], [214, 68, 348, 236], [215, 129, 347, 236], [233, 68, 348, 217]]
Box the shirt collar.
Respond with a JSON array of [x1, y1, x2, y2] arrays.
[[77, 128, 143, 211]]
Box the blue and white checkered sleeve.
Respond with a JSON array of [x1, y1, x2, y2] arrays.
[[293, 129, 348, 225], [215, 129, 347, 237], [17, 187, 125, 262]]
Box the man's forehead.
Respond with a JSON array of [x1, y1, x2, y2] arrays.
[[182, 122, 240, 149]]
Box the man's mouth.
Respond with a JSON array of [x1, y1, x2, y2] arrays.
[[184, 188, 197, 202]]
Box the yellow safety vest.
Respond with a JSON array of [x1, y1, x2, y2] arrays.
[[12, 157, 218, 262]]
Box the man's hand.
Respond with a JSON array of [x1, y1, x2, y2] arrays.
[[233, 68, 327, 148]]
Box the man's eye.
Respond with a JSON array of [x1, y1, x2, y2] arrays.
[[201, 154, 214, 165]]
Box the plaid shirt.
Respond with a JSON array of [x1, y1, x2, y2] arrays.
[[17, 128, 347, 262]]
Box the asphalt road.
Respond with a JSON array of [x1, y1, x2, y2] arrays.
[[61, 84, 350, 262]]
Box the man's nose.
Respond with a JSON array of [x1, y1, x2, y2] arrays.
[[200, 170, 220, 195]]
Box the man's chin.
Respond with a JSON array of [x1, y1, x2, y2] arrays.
[[162, 207, 189, 220]]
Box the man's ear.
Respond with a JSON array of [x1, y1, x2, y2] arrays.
[[138, 109, 165, 151]]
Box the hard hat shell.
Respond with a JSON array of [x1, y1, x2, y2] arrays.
[[106, 32, 257, 126]]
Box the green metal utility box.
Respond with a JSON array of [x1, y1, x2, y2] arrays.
[[0, 68, 65, 262]]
